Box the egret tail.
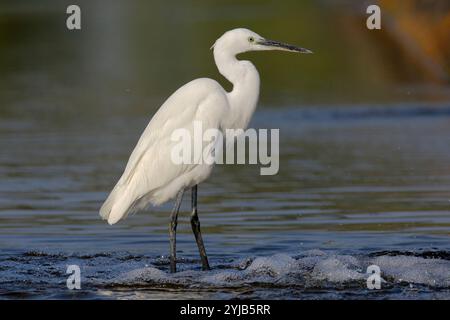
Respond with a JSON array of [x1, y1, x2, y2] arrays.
[[99, 182, 134, 225]]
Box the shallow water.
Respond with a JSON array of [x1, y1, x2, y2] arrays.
[[1, 105, 450, 299], [1, 249, 449, 299]]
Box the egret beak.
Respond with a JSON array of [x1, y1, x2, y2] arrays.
[[258, 39, 313, 54]]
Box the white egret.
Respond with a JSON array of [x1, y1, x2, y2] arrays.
[[100, 28, 312, 272]]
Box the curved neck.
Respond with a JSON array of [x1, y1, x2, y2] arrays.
[[214, 48, 260, 130]]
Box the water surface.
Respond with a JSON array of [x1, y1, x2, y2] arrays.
[[1, 105, 449, 299]]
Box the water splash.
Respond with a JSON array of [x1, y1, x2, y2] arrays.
[[1, 249, 448, 299]]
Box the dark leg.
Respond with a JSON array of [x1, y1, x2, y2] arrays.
[[190, 185, 211, 270], [169, 189, 184, 273]]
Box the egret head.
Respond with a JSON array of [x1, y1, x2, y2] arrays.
[[212, 28, 312, 56]]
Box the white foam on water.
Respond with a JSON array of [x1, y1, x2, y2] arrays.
[[2, 250, 449, 299], [370, 255, 450, 288], [114, 266, 173, 286], [311, 257, 365, 282], [200, 270, 244, 286], [245, 254, 297, 275], [112, 251, 450, 290]]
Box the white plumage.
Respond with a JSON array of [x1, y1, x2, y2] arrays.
[[100, 28, 311, 226]]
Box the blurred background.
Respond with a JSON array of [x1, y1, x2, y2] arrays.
[[0, 0, 450, 299], [0, 0, 449, 121]]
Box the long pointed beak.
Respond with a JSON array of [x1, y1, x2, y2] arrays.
[[258, 39, 313, 54]]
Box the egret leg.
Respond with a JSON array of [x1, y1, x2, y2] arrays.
[[190, 185, 211, 271], [169, 189, 184, 273]]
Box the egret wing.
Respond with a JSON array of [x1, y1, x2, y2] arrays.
[[100, 79, 228, 224]]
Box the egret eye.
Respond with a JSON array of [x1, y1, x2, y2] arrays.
[[248, 37, 255, 43]]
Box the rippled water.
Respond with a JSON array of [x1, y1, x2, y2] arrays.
[[1, 105, 450, 299], [1, 249, 449, 299]]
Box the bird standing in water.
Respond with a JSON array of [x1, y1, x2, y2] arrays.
[[100, 28, 312, 272]]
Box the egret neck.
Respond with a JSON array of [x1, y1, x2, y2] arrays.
[[213, 46, 260, 131]]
